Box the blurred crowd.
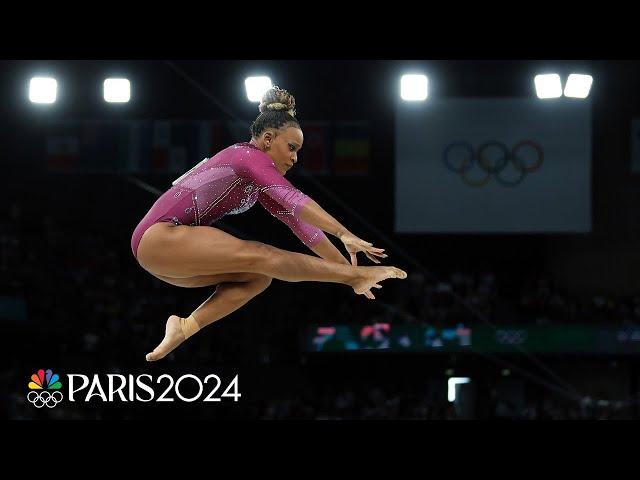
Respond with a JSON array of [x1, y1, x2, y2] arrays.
[[4, 199, 639, 334], [2, 198, 639, 420]]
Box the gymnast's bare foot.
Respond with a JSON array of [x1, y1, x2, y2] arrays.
[[351, 266, 407, 295], [146, 315, 186, 362]]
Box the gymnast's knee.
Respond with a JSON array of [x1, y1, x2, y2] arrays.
[[240, 241, 282, 271], [220, 273, 272, 295], [245, 273, 272, 294]]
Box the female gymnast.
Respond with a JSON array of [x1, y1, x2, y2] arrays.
[[131, 86, 407, 361]]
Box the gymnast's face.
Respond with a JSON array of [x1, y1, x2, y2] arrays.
[[261, 127, 304, 176]]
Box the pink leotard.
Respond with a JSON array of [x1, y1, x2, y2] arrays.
[[131, 142, 327, 259]]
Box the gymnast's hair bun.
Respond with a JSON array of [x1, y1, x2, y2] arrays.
[[259, 86, 296, 117]]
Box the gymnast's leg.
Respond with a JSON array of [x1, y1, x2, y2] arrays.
[[136, 223, 406, 361], [145, 272, 272, 361], [136, 222, 406, 292]]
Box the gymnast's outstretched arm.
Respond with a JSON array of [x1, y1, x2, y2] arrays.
[[297, 198, 352, 240], [239, 150, 386, 266], [306, 230, 383, 300], [298, 199, 387, 266], [308, 235, 350, 265]]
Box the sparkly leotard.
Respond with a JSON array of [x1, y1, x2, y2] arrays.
[[130, 142, 327, 258]]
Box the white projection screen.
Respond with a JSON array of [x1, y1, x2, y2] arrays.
[[394, 98, 592, 233]]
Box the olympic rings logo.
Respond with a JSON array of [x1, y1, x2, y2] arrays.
[[443, 140, 544, 187], [27, 390, 64, 409], [496, 329, 528, 345]]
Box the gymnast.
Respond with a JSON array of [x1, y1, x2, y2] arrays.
[[130, 86, 407, 361]]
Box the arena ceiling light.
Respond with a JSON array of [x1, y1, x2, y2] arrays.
[[534, 73, 563, 99], [563, 74, 593, 99], [104, 78, 131, 103], [245, 76, 272, 102], [29, 76, 57, 104], [400, 74, 429, 101]]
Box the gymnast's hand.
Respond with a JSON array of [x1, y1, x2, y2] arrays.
[[339, 232, 388, 266]]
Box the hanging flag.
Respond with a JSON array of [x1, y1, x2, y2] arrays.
[[151, 121, 171, 171], [45, 119, 214, 174], [209, 120, 227, 155], [333, 121, 370, 175], [46, 134, 80, 171], [299, 122, 330, 174]]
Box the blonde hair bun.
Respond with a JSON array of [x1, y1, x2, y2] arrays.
[[259, 86, 296, 117]]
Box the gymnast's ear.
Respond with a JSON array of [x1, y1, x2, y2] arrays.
[[262, 130, 275, 148]]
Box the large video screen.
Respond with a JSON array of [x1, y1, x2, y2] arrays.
[[395, 98, 592, 233]]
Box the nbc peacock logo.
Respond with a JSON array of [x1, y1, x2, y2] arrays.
[[27, 369, 64, 409]]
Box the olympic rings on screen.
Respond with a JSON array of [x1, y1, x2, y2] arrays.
[[443, 140, 544, 187], [495, 329, 528, 345]]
